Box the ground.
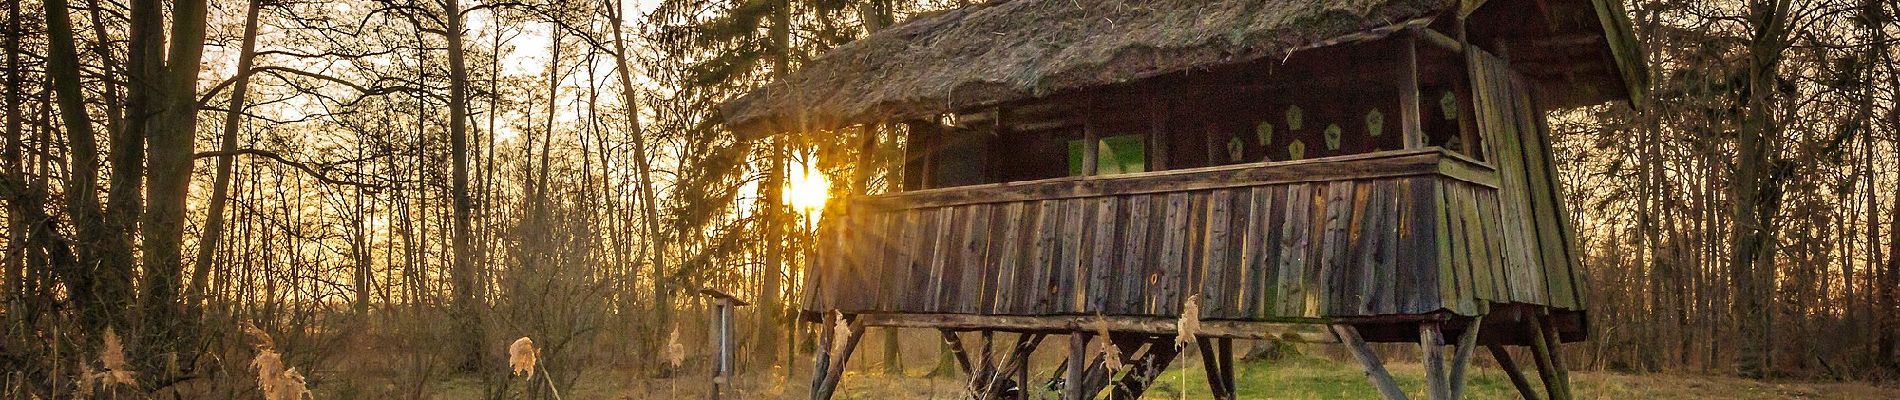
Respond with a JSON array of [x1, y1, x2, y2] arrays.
[[429, 354, 1900, 399]]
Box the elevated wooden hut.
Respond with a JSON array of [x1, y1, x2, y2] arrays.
[[720, 0, 1643, 399]]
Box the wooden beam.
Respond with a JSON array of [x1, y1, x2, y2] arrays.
[[856, 148, 1497, 210], [809, 312, 837, 400], [1449, 314, 1486, 399], [1066, 333, 1093, 400], [1400, 29, 1426, 149], [1419, 28, 1464, 53], [1333, 325, 1409, 400], [813, 315, 867, 400], [1486, 344, 1542, 400], [979, 333, 1045, 400], [1148, 95, 1170, 170], [1218, 338, 1237, 395], [852, 313, 1338, 343], [1525, 316, 1568, 400], [1421, 322, 1450, 400], [1198, 338, 1234, 400], [1110, 339, 1180, 400], [1081, 100, 1100, 176], [942, 330, 975, 375], [1538, 313, 1574, 400]]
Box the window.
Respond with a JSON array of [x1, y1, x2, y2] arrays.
[[1067, 134, 1146, 176]]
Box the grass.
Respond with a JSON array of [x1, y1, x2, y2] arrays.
[[421, 354, 1899, 399]]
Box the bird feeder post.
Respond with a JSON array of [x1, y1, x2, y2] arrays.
[[698, 289, 750, 400]]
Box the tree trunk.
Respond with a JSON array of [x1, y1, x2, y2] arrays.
[[188, 0, 263, 313], [442, 0, 485, 373], [1728, 0, 1793, 379], [605, 0, 677, 373]]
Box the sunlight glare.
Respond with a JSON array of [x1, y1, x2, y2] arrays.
[[783, 156, 830, 217]]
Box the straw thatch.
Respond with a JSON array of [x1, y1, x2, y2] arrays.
[[720, 0, 1456, 134]]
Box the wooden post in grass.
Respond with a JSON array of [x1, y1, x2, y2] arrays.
[[698, 289, 749, 400], [1421, 322, 1450, 400], [1487, 343, 1542, 400], [1333, 324, 1408, 400], [1449, 314, 1486, 399], [1526, 313, 1569, 400]]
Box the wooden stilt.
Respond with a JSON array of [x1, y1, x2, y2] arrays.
[[812, 315, 866, 400], [1449, 314, 1486, 399], [1218, 337, 1237, 396], [1197, 337, 1234, 400], [980, 333, 1045, 400], [1486, 344, 1542, 400], [809, 312, 836, 400], [942, 329, 974, 375], [1332, 324, 1409, 400], [1078, 334, 1147, 399], [1066, 333, 1093, 400], [1421, 322, 1450, 400], [1537, 313, 1574, 400], [1110, 339, 1180, 400], [1525, 316, 1568, 400]]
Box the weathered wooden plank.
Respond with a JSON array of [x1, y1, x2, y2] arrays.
[[1344, 181, 1375, 316], [1221, 188, 1252, 320], [960, 204, 995, 314], [1060, 198, 1091, 313], [856, 313, 1337, 342], [855, 149, 1485, 211], [1088, 197, 1120, 313], [1029, 200, 1063, 314], [1307, 183, 1338, 318], [1277, 184, 1312, 317], [1143, 195, 1169, 315], [1240, 187, 1274, 319], [1202, 189, 1235, 318], [1119, 195, 1154, 314], [1319, 182, 1356, 317], [1160, 192, 1191, 314], [1436, 180, 1465, 314], [987, 203, 1022, 314], [927, 206, 960, 312], [1375, 180, 1401, 315], [1184, 193, 1210, 313]]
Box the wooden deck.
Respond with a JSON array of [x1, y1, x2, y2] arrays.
[[806, 148, 1585, 326]]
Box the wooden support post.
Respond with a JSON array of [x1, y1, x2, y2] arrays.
[[1525, 316, 1568, 400], [1110, 339, 1180, 400], [943, 330, 974, 375], [981, 333, 1045, 400], [1399, 29, 1425, 149], [1218, 337, 1237, 395], [809, 312, 837, 400], [1193, 337, 1238, 400], [1333, 325, 1409, 400], [1147, 96, 1170, 170], [1066, 332, 1093, 400], [1197, 337, 1234, 400], [813, 315, 867, 400], [1082, 102, 1100, 176], [1449, 314, 1486, 399], [1486, 344, 1542, 400], [1538, 313, 1574, 400], [1421, 322, 1450, 400], [1078, 334, 1148, 399]]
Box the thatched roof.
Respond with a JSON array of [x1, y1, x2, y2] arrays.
[[720, 0, 1456, 135]]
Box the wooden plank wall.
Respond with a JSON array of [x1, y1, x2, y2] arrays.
[[1469, 49, 1585, 311], [811, 151, 1554, 320]]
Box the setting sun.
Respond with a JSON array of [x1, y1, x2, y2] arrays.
[[782, 155, 830, 215]]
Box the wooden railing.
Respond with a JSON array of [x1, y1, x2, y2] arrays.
[[806, 148, 1565, 321]]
